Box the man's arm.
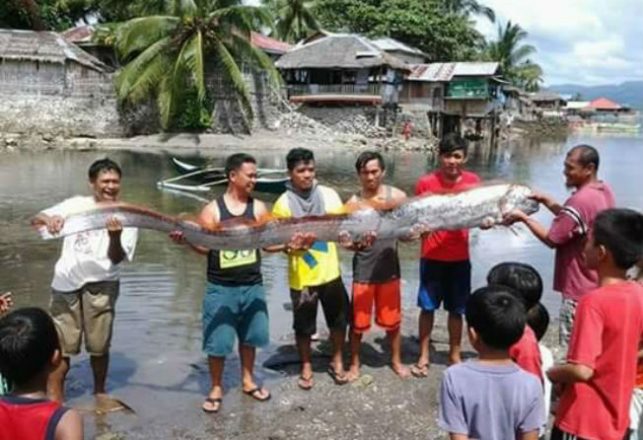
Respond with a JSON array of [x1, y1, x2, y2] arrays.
[[504, 210, 556, 248], [106, 217, 127, 264], [31, 212, 65, 234], [531, 192, 563, 215], [547, 362, 594, 384], [55, 408, 83, 440], [519, 430, 540, 440]]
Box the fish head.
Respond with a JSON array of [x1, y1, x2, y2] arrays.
[[499, 185, 539, 216]]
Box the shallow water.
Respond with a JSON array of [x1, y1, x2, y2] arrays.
[[1, 132, 642, 436]]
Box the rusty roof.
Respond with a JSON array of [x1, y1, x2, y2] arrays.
[[407, 62, 500, 81]]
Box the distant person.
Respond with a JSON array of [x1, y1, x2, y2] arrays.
[[527, 303, 554, 439], [439, 286, 544, 439], [0, 307, 83, 440], [487, 262, 543, 381], [171, 153, 271, 413], [270, 148, 350, 389], [0, 292, 13, 395], [548, 208, 643, 440], [31, 158, 138, 403], [342, 151, 410, 381], [504, 144, 615, 348], [412, 133, 481, 376]]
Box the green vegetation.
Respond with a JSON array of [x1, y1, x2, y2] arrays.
[[263, 0, 321, 43], [113, 0, 281, 130], [484, 21, 543, 91]]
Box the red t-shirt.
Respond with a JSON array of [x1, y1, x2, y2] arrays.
[[0, 396, 67, 440], [415, 170, 481, 261], [555, 281, 643, 440], [509, 325, 543, 382], [547, 181, 615, 301]]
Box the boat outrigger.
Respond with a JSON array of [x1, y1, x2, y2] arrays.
[[157, 157, 289, 194]]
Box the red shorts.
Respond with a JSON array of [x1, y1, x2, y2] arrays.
[[351, 279, 401, 333]]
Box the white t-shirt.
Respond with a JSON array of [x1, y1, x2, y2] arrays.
[[43, 196, 138, 292]]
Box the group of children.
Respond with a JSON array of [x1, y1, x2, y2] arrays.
[[438, 208, 643, 440]]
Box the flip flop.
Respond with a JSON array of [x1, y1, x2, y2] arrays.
[[410, 363, 429, 378], [202, 397, 222, 413], [243, 387, 271, 402], [327, 366, 349, 385], [297, 375, 314, 390]]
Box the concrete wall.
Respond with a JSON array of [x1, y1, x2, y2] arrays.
[[0, 59, 123, 136]]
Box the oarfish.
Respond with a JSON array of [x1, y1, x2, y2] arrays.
[[33, 183, 538, 250]]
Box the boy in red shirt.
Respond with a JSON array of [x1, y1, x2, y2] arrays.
[[487, 262, 544, 381], [412, 133, 481, 375], [0, 308, 83, 440], [548, 208, 643, 440]]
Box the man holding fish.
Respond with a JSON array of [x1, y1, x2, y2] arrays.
[[31, 158, 138, 404]]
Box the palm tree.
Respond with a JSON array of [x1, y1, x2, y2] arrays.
[[264, 0, 321, 43], [114, 0, 281, 130], [486, 21, 543, 90], [443, 0, 495, 23]]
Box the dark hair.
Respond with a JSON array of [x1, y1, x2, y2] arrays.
[[438, 133, 468, 156], [568, 144, 600, 171], [88, 158, 122, 182], [486, 262, 543, 309], [0, 307, 59, 387], [286, 148, 315, 171], [526, 303, 550, 341], [355, 151, 385, 172], [466, 286, 526, 350], [593, 208, 643, 269], [224, 153, 256, 179]]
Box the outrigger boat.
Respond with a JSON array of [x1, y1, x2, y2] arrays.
[[157, 157, 289, 194]]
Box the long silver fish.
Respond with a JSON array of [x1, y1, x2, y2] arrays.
[[33, 183, 538, 250]]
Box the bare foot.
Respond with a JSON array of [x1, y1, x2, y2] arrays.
[[345, 364, 361, 382], [391, 363, 411, 379], [410, 362, 429, 378]]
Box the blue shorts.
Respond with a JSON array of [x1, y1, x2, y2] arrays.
[[417, 259, 471, 315], [202, 282, 269, 357]]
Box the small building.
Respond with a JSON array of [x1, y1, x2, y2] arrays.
[[400, 62, 503, 138], [275, 32, 410, 106], [529, 91, 567, 118], [250, 32, 292, 60], [0, 28, 120, 136], [502, 85, 537, 122], [370, 37, 428, 64]]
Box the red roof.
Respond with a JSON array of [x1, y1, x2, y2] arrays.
[[62, 25, 94, 43], [589, 97, 621, 110], [251, 32, 292, 55]]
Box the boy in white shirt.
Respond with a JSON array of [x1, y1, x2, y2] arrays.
[[32, 158, 137, 403]]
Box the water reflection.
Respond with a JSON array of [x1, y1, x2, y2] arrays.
[[0, 132, 641, 434]]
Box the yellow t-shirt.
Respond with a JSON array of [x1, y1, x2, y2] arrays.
[[272, 185, 344, 290]]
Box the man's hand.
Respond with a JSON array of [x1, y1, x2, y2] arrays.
[[36, 215, 65, 234], [0, 292, 13, 314], [502, 209, 528, 226], [106, 216, 123, 236], [529, 191, 550, 205], [479, 217, 496, 230], [339, 230, 377, 250], [404, 223, 432, 241], [169, 230, 187, 245], [287, 232, 317, 251]]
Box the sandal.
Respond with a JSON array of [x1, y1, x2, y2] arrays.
[[410, 363, 430, 378], [327, 366, 349, 385], [202, 397, 222, 413], [297, 374, 314, 390], [243, 387, 271, 402]]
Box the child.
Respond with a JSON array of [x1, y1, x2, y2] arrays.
[[439, 285, 544, 439], [0, 291, 13, 395], [548, 208, 643, 440], [487, 262, 544, 380], [0, 307, 83, 440], [527, 303, 554, 438]]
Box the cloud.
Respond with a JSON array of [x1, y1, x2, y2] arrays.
[[475, 0, 643, 86]]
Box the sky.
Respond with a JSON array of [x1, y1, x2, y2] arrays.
[[474, 0, 643, 86]]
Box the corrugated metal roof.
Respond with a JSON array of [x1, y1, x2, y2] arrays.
[[529, 91, 566, 102], [407, 62, 500, 81], [566, 101, 591, 109], [0, 29, 107, 72], [371, 37, 425, 56], [62, 25, 94, 44]]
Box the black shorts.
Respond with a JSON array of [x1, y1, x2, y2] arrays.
[[289, 277, 349, 337]]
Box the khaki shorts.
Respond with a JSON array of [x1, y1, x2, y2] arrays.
[[50, 281, 119, 357]]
